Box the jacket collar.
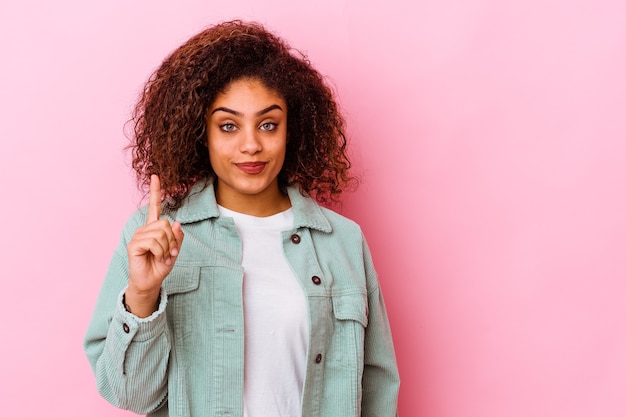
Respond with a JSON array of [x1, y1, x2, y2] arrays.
[[169, 178, 332, 233], [286, 186, 333, 233]]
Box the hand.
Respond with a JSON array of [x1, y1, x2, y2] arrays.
[[125, 174, 184, 317]]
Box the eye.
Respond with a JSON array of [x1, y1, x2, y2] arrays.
[[219, 123, 237, 132], [260, 122, 277, 131]]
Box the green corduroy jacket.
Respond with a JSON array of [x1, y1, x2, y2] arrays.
[[84, 179, 400, 417]]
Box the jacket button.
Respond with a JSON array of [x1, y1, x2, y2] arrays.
[[311, 276, 321, 285], [315, 353, 323, 364], [290, 234, 301, 244], [123, 323, 130, 334]]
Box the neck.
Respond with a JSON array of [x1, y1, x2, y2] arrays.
[[214, 182, 291, 217]]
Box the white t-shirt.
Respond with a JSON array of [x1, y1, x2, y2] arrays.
[[218, 205, 309, 417]]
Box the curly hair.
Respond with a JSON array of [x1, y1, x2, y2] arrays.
[[129, 20, 357, 209]]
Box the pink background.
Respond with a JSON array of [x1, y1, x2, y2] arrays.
[[1, 0, 625, 416]]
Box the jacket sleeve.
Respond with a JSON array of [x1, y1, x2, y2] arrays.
[[361, 237, 401, 417], [83, 212, 171, 414]]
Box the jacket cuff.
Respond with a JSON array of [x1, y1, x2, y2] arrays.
[[102, 287, 169, 385], [111, 287, 168, 342]]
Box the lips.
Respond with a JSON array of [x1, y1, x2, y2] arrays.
[[235, 162, 267, 175]]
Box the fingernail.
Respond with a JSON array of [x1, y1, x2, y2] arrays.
[[171, 248, 179, 257]]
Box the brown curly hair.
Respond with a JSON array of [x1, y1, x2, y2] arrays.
[[129, 20, 357, 209]]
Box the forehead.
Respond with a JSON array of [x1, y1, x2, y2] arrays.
[[212, 77, 285, 106]]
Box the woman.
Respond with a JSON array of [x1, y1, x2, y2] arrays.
[[84, 20, 399, 417]]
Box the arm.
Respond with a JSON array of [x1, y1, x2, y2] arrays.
[[361, 239, 401, 417], [83, 218, 171, 413], [84, 175, 183, 413]]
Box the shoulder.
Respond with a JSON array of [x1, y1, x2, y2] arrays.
[[121, 179, 219, 236], [319, 206, 363, 238], [120, 205, 149, 237], [307, 206, 370, 258], [287, 185, 364, 241]]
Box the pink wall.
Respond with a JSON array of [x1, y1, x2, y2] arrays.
[[1, 1, 625, 416]]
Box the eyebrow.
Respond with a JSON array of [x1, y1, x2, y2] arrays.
[[211, 104, 284, 117]]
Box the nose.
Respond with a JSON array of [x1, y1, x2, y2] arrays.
[[240, 127, 262, 154]]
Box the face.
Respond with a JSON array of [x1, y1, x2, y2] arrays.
[[206, 78, 288, 211]]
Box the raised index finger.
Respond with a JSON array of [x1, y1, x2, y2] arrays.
[[147, 174, 162, 224]]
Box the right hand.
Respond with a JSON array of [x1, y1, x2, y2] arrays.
[[125, 174, 184, 317]]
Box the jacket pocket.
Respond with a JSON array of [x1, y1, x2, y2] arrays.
[[162, 266, 200, 295], [327, 291, 368, 408], [329, 292, 368, 367], [162, 265, 201, 342], [332, 291, 369, 327]]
